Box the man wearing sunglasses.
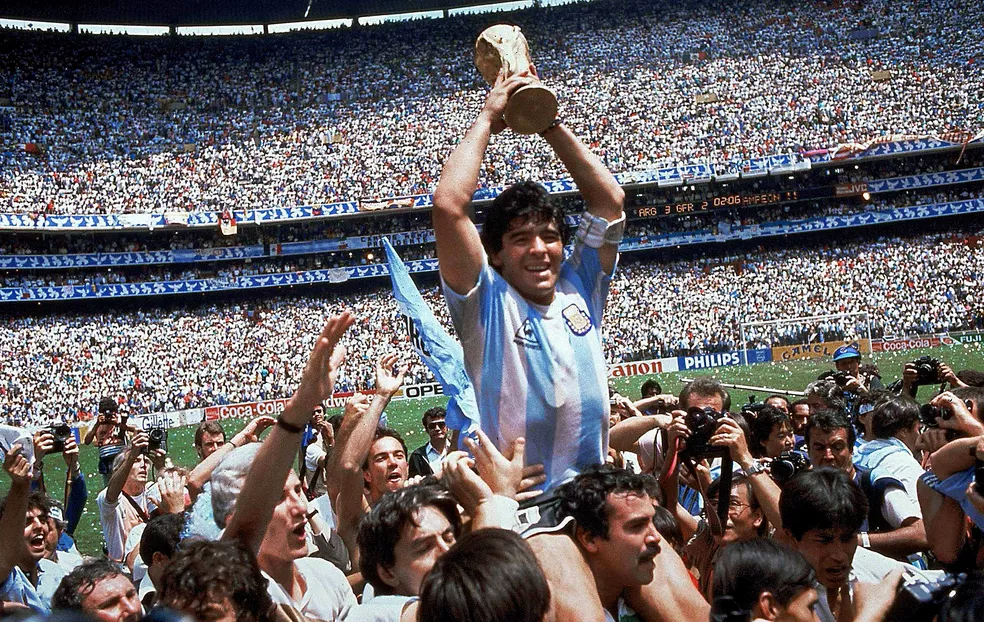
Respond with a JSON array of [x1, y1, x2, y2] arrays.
[[409, 408, 449, 478]]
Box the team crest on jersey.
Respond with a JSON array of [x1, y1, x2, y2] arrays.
[[562, 304, 592, 336], [514, 319, 541, 348]]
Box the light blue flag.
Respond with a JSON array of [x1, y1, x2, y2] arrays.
[[381, 238, 479, 441]]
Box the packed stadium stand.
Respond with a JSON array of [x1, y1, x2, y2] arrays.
[[1, 0, 983, 425]]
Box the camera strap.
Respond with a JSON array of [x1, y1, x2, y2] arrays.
[[680, 453, 733, 536], [122, 492, 151, 523]]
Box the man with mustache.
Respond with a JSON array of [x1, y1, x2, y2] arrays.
[[557, 465, 663, 622]]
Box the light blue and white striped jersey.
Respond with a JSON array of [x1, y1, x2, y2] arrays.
[[443, 242, 613, 490]]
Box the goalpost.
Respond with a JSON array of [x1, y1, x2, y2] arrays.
[[739, 311, 873, 364]]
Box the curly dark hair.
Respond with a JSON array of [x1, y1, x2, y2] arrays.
[[358, 482, 462, 595], [557, 463, 659, 539], [480, 180, 566, 256], [419, 528, 549, 622], [158, 539, 273, 622], [52, 559, 128, 611]]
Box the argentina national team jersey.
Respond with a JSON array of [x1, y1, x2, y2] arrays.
[[443, 241, 613, 490]]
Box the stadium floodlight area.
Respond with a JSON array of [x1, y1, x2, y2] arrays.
[[79, 24, 169, 36], [176, 24, 264, 36], [740, 312, 873, 360], [359, 10, 444, 26], [0, 18, 70, 32], [268, 18, 353, 33], [449, 1, 534, 16]]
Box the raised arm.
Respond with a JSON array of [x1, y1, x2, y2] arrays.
[[609, 414, 670, 455], [105, 432, 149, 504], [223, 312, 353, 552], [432, 71, 536, 295], [0, 445, 31, 582], [540, 121, 625, 273], [186, 416, 275, 498]]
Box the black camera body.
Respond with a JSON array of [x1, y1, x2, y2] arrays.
[[829, 370, 851, 387], [910, 356, 942, 387], [918, 403, 951, 428], [45, 424, 73, 453], [770, 451, 810, 484], [681, 407, 728, 460], [147, 427, 168, 453], [884, 569, 965, 622]]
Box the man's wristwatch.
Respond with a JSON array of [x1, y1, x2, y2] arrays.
[[744, 460, 769, 476]]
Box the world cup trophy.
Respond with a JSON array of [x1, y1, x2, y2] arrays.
[[474, 25, 558, 135]]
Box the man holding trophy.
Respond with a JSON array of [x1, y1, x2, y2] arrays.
[[432, 25, 707, 622]]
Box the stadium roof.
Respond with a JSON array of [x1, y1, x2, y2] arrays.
[[0, 0, 556, 28]]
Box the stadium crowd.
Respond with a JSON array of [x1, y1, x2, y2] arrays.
[[2, 0, 983, 214], [4, 314, 984, 621], [1, 227, 981, 427]]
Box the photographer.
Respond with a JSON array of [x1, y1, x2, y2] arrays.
[[96, 431, 161, 564], [900, 357, 965, 399], [917, 388, 984, 566], [84, 397, 136, 487], [31, 425, 87, 547], [612, 377, 730, 515], [749, 406, 796, 459], [852, 395, 929, 561], [660, 409, 782, 596], [832, 345, 883, 395]]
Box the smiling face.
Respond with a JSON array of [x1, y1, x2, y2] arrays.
[[258, 470, 309, 565], [762, 422, 795, 458], [364, 436, 409, 503], [791, 527, 857, 590], [709, 483, 763, 545], [490, 217, 564, 306], [24, 507, 50, 562], [582, 492, 662, 589]]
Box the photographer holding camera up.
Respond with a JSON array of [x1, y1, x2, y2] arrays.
[[96, 429, 172, 566], [916, 387, 984, 568], [84, 397, 137, 487]]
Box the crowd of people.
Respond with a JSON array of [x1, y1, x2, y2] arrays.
[[0, 226, 980, 427], [2, 0, 983, 214], [5, 322, 984, 622]]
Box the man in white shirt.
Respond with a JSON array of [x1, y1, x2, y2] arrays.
[[96, 432, 153, 564]]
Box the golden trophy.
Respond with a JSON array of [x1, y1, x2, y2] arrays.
[[474, 24, 558, 135]]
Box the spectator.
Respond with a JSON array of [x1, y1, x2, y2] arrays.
[[408, 407, 449, 478], [417, 528, 550, 622], [0, 446, 68, 614], [158, 539, 273, 622], [779, 467, 907, 621], [50, 559, 141, 622], [137, 513, 185, 609]]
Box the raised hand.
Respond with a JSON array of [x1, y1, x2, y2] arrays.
[[234, 415, 277, 446], [157, 470, 188, 514], [374, 353, 407, 398], [32, 430, 54, 460], [3, 444, 31, 487], [290, 311, 355, 415]]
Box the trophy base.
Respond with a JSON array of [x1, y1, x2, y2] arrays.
[[505, 84, 558, 135]]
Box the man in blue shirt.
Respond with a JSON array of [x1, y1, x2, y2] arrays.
[[0, 444, 68, 614], [432, 68, 705, 622]]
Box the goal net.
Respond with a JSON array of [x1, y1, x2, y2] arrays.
[[739, 311, 873, 357]]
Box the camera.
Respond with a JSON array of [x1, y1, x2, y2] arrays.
[[829, 370, 851, 387], [918, 403, 951, 427], [883, 569, 965, 622], [909, 356, 942, 387], [769, 451, 810, 484], [680, 407, 727, 459], [45, 424, 73, 453], [147, 428, 167, 453], [740, 397, 766, 424]]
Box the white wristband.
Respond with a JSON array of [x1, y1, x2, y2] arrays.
[[576, 212, 626, 249], [860, 531, 871, 548]]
